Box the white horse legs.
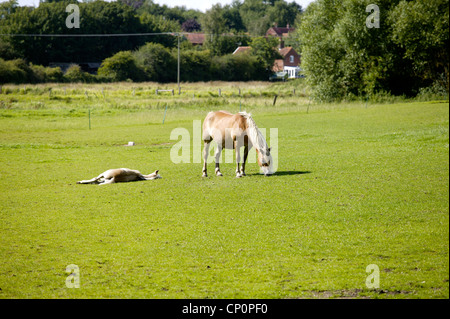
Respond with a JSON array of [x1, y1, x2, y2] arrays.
[[202, 141, 210, 177], [240, 145, 249, 177], [235, 141, 242, 178], [214, 145, 223, 176], [202, 141, 223, 177], [202, 141, 249, 178], [202, 141, 224, 177]]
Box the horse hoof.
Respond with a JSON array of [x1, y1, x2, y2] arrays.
[[202, 173, 208, 178], [236, 174, 242, 178]]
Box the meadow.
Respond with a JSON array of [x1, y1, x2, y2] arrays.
[[0, 81, 448, 298]]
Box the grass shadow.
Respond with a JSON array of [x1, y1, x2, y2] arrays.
[[246, 170, 312, 176], [272, 170, 312, 176]]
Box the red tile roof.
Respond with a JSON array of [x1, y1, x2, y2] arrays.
[[266, 26, 295, 37], [279, 47, 295, 57], [185, 33, 206, 45]]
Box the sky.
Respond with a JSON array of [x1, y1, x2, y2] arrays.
[[10, 0, 315, 12]]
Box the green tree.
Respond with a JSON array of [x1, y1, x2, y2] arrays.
[[133, 42, 176, 82], [98, 51, 144, 82], [63, 64, 94, 83], [267, 0, 302, 28], [250, 36, 280, 71], [0, 1, 162, 65], [390, 0, 449, 91], [297, 0, 443, 101], [176, 49, 212, 82], [222, 1, 246, 32], [211, 52, 266, 81], [0, 58, 32, 83], [0, 0, 18, 17], [201, 4, 229, 56], [201, 4, 227, 35], [239, 0, 270, 35]]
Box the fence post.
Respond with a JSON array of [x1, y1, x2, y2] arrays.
[[162, 104, 168, 124], [273, 95, 278, 106]]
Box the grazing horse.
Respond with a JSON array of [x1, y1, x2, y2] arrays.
[[202, 111, 273, 177], [77, 168, 161, 185]]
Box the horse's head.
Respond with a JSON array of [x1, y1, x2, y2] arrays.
[[146, 170, 162, 180], [257, 147, 273, 176]]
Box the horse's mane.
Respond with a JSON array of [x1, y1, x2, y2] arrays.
[[239, 112, 268, 152]]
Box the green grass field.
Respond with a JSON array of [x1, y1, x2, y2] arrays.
[[0, 82, 448, 298]]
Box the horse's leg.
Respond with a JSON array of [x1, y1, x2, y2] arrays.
[[214, 145, 223, 176], [77, 174, 103, 184], [202, 141, 210, 177], [240, 145, 249, 176], [234, 140, 242, 178], [98, 177, 115, 185]]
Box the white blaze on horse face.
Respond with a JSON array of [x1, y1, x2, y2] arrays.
[[258, 148, 273, 175], [252, 126, 277, 175]]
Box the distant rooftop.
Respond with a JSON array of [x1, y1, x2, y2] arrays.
[[232, 46, 251, 55]]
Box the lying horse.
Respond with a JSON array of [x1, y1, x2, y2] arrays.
[[77, 168, 161, 185], [202, 111, 273, 177]]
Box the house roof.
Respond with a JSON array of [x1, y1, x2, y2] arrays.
[[278, 47, 297, 57], [232, 46, 251, 55], [185, 33, 205, 45], [272, 47, 301, 71], [267, 26, 295, 37]]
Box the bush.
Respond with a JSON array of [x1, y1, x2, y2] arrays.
[[0, 58, 34, 84], [30, 64, 64, 83], [177, 50, 212, 82], [98, 51, 144, 82], [63, 64, 95, 83], [211, 53, 266, 81], [133, 43, 176, 82], [417, 76, 450, 101]]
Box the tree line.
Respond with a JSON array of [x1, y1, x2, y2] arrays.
[[0, 0, 299, 84], [1, 0, 448, 101], [295, 0, 449, 101], [0, 0, 300, 63]]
